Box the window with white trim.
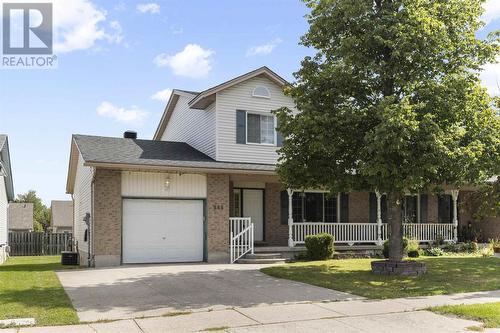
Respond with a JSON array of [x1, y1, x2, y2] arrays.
[[252, 86, 271, 98], [247, 113, 275, 144]]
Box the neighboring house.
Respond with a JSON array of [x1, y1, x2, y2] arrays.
[[0, 135, 14, 264], [50, 200, 73, 233], [8, 203, 34, 232], [66, 67, 499, 267]]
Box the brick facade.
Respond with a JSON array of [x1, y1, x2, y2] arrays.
[[265, 182, 288, 246], [427, 194, 439, 223], [207, 173, 230, 262], [93, 168, 122, 266], [459, 191, 500, 241], [348, 192, 369, 223]]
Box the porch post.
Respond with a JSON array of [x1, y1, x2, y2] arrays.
[[375, 190, 383, 246], [451, 189, 459, 243], [287, 188, 294, 247]]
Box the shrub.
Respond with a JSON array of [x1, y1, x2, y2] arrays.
[[490, 239, 500, 253], [480, 246, 493, 257], [304, 233, 334, 260], [425, 247, 444, 256], [407, 250, 420, 258], [433, 235, 445, 246], [382, 237, 409, 259], [443, 241, 479, 253], [407, 238, 420, 253]]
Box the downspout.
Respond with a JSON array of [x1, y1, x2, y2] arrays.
[[90, 167, 96, 267]]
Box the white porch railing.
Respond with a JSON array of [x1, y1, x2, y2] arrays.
[[229, 217, 254, 263], [291, 223, 454, 245], [403, 223, 454, 242]]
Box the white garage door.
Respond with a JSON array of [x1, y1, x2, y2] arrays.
[[123, 199, 204, 264]]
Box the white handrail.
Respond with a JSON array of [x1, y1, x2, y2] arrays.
[[291, 222, 454, 245], [229, 217, 254, 263]]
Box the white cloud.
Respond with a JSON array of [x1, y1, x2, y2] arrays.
[[482, 0, 500, 25], [52, 0, 123, 53], [481, 60, 500, 96], [96, 101, 149, 123], [137, 3, 160, 14], [151, 89, 173, 102], [246, 38, 282, 57], [154, 44, 214, 78], [114, 2, 126, 11]]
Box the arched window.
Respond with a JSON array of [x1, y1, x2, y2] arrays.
[[252, 86, 271, 98]]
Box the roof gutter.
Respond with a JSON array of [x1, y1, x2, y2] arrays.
[[83, 161, 277, 176]]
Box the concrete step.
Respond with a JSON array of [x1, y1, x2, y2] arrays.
[[246, 253, 283, 260], [236, 258, 287, 264]]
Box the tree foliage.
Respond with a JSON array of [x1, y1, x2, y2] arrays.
[[276, 0, 500, 261], [14, 190, 51, 232]]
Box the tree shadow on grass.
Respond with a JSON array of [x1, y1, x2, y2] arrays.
[[262, 257, 500, 299]]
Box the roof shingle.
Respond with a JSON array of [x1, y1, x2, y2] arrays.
[[73, 134, 276, 172]]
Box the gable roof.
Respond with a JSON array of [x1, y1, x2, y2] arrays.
[[0, 134, 14, 201], [153, 66, 288, 140], [66, 134, 275, 193], [189, 66, 288, 110], [153, 89, 198, 140]]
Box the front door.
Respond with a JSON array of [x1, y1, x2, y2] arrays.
[[242, 189, 264, 242]]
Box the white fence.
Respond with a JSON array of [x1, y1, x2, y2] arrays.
[[229, 218, 254, 263], [292, 223, 453, 245]]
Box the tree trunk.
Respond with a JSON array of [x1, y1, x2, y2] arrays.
[[387, 192, 404, 261]]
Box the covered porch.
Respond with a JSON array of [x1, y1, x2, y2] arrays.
[[285, 189, 460, 247], [227, 175, 461, 262]]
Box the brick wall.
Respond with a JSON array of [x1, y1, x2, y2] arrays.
[[93, 168, 122, 266], [265, 182, 288, 246], [427, 194, 439, 223], [459, 190, 500, 241], [349, 192, 369, 223], [207, 173, 230, 262]]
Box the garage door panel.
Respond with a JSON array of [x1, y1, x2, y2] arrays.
[[123, 199, 204, 264]]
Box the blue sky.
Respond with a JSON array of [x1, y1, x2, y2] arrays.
[[0, 0, 499, 205]]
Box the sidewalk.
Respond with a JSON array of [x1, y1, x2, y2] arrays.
[[2, 290, 499, 332]]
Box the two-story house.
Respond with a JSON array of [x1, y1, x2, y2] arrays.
[[66, 67, 499, 267]]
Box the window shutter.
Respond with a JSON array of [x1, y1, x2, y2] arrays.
[[381, 195, 387, 223], [438, 195, 452, 223], [420, 194, 428, 223], [276, 117, 284, 147], [369, 192, 377, 223], [340, 193, 349, 223], [280, 191, 288, 225], [236, 110, 246, 144]]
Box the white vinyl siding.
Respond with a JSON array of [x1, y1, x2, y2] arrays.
[[73, 153, 93, 255], [161, 94, 216, 159], [122, 172, 207, 198], [0, 176, 7, 245], [216, 75, 296, 164]]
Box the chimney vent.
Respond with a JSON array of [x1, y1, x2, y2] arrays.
[[123, 130, 137, 139]]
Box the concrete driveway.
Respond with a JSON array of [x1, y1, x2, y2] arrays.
[[57, 263, 361, 322]]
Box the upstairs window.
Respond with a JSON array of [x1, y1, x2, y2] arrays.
[[247, 113, 275, 144], [252, 86, 271, 98]]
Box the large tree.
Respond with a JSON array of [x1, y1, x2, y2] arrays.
[[276, 0, 500, 262]]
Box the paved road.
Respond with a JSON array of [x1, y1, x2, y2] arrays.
[[57, 263, 361, 321]]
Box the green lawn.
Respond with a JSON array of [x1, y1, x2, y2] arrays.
[[0, 256, 79, 326], [432, 302, 500, 328], [261, 256, 500, 299]]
